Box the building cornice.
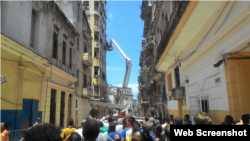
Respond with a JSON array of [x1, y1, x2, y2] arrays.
[[48, 81, 75, 93], [45, 65, 77, 82], [182, 5, 250, 71]]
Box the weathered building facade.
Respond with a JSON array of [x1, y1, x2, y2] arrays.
[[1, 2, 93, 140], [138, 0, 250, 124]]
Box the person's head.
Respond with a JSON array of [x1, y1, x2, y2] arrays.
[[194, 112, 213, 125], [1, 122, 5, 132], [132, 121, 141, 133], [108, 117, 113, 123], [69, 119, 74, 126], [81, 120, 86, 128], [149, 118, 156, 125], [127, 117, 135, 127], [145, 121, 154, 131], [145, 117, 149, 122], [224, 115, 233, 125], [169, 114, 174, 120], [99, 121, 104, 128], [152, 125, 162, 138], [184, 114, 190, 121], [82, 119, 100, 141], [108, 123, 116, 134], [118, 118, 123, 124], [173, 116, 183, 125], [122, 118, 127, 129], [165, 117, 170, 124], [23, 124, 62, 141], [89, 109, 99, 119], [131, 131, 143, 141], [164, 125, 170, 140], [37, 118, 40, 123], [69, 132, 81, 141]]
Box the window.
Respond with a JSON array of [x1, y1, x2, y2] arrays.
[[94, 49, 99, 58], [60, 91, 65, 127], [77, 70, 79, 86], [83, 74, 87, 88], [77, 37, 79, 50], [94, 67, 99, 75], [94, 1, 99, 10], [62, 41, 66, 65], [94, 32, 99, 41], [69, 48, 72, 69], [78, 3, 80, 22], [175, 67, 180, 87], [30, 9, 36, 48], [200, 100, 209, 112], [76, 99, 77, 108], [94, 15, 99, 25], [84, 43, 87, 53], [83, 1, 89, 9], [167, 73, 172, 92], [95, 43, 98, 48], [52, 32, 58, 59]]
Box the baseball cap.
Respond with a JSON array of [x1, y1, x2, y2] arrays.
[[37, 118, 40, 120], [170, 113, 173, 116]]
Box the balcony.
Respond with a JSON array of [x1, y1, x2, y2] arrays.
[[82, 53, 93, 66], [83, 87, 93, 97], [82, 25, 92, 40], [150, 67, 162, 80], [145, 35, 154, 50]]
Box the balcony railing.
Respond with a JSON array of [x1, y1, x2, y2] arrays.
[[156, 1, 189, 65], [82, 52, 93, 66]]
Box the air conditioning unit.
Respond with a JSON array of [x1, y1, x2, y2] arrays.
[[172, 87, 185, 100]]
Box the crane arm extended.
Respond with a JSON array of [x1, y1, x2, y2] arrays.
[[109, 39, 132, 104]]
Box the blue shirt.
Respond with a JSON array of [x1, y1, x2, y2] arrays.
[[149, 131, 156, 140], [121, 128, 129, 138], [108, 132, 122, 141]]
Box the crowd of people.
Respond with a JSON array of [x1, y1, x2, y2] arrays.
[[1, 111, 249, 141]]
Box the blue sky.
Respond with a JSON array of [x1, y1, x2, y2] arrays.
[[106, 1, 144, 99]]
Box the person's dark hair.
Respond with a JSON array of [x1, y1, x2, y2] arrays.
[[82, 119, 100, 141], [173, 116, 183, 125], [224, 115, 233, 125], [122, 118, 127, 126], [23, 124, 62, 141], [145, 117, 149, 122], [194, 112, 213, 125], [108, 117, 113, 123], [69, 132, 81, 141], [69, 119, 74, 126], [164, 125, 170, 140], [89, 109, 99, 118], [165, 117, 170, 124], [99, 121, 104, 127], [184, 114, 190, 120], [127, 117, 135, 125], [132, 121, 141, 133], [152, 125, 162, 138], [5, 122, 11, 131], [108, 123, 116, 134]]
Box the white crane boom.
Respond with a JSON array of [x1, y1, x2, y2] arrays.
[[109, 39, 132, 104]]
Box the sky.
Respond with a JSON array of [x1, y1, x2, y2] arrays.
[[106, 1, 144, 99]]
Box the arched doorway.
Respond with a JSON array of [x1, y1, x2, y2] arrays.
[[67, 94, 72, 125]]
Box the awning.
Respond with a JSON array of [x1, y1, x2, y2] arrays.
[[90, 101, 127, 109]]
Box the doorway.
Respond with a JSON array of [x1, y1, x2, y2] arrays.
[[60, 91, 65, 127], [50, 89, 56, 125], [67, 94, 72, 124]]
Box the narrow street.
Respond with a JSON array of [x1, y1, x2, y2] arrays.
[[1, 1, 250, 141]]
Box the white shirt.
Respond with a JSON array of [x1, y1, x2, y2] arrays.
[[33, 122, 41, 127], [100, 117, 109, 129], [125, 129, 132, 141], [75, 128, 83, 140], [162, 123, 167, 129], [116, 125, 123, 133]]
